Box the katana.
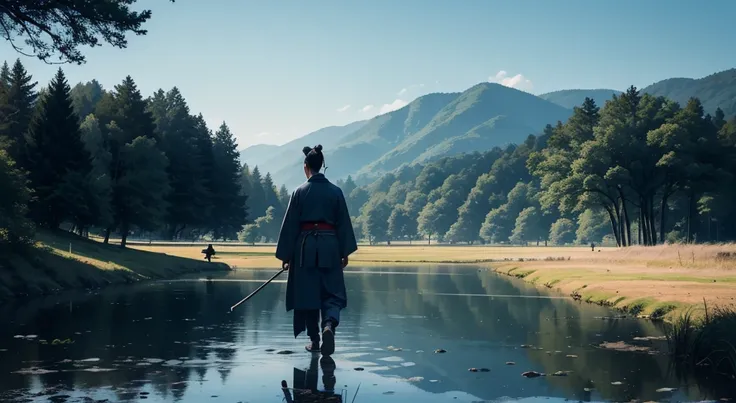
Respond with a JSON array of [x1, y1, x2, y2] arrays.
[[229, 268, 285, 312]]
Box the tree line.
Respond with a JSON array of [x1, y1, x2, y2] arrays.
[[0, 58, 287, 249], [347, 87, 736, 246]]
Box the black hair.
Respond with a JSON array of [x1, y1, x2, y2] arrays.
[[302, 144, 325, 173]]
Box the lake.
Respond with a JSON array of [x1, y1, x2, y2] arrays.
[[0, 265, 733, 402]]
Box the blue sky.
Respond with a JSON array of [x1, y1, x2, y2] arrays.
[[3, 0, 735, 149]]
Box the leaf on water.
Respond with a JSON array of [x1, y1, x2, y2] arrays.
[[277, 350, 295, 355], [522, 371, 545, 378], [382, 391, 395, 395], [656, 388, 677, 393], [468, 368, 478, 372], [506, 362, 516, 365], [434, 349, 446, 354], [354, 367, 364, 371], [386, 346, 403, 352], [611, 381, 623, 385]]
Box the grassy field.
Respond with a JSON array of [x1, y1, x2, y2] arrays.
[[131, 242, 736, 319], [0, 231, 229, 300]]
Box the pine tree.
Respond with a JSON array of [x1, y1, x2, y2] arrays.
[[116, 137, 170, 247], [248, 166, 267, 218], [96, 76, 157, 243], [70, 80, 104, 120], [4, 59, 38, 165], [278, 185, 290, 208], [240, 163, 253, 221], [193, 113, 215, 231], [150, 87, 209, 239], [211, 122, 247, 240], [25, 68, 91, 228]]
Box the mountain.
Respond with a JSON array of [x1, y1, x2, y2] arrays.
[[539, 89, 622, 109], [239, 119, 367, 176], [641, 68, 736, 117], [239, 144, 280, 168], [272, 84, 572, 189]]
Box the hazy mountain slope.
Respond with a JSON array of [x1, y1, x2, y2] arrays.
[[641, 68, 736, 117], [239, 144, 279, 168], [539, 89, 622, 109], [357, 83, 571, 175], [239, 120, 367, 178]]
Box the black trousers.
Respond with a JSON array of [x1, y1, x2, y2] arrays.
[[302, 299, 341, 342]]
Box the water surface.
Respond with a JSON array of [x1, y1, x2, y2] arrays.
[[1, 265, 733, 402]]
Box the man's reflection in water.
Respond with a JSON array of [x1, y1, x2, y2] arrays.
[[284, 356, 342, 402]]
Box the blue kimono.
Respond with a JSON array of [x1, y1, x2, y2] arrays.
[[275, 173, 358, 338]]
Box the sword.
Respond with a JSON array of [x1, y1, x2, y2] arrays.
[[229, 268, 285, 312]]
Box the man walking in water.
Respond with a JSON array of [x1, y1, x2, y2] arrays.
[[275, 145, 358, 356]]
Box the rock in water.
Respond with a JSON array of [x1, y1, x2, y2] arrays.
[[506, 362, 516, 365], [434, 349, 446, 354], [276, 350, 294, 355], [522, 371, 544, 378], [468, 368, 478, 372]]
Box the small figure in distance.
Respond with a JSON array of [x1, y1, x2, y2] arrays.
[[591, 242, 595, 252], [275, 144, 358, 357], [203, 244, 216, 262]]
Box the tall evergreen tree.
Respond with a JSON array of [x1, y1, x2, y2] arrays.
[[248, 166, 267, 218], [278, 185, 290, 208], [4, 59, 38, 165], [149, 87, 209, 239], [211, 122, 247, 240], [70, 80, 105, 120], [25, 68, 91, 228], [97, 76, 157, 243]]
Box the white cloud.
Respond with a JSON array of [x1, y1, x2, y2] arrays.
[[336, 104, 351, 112], [489, 70, 534, 92], [361, 104, 374, 112], [397, 88, 408, 96], [379, 99, 408, 115]]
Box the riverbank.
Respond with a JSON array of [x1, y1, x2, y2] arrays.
[[131, 242, 736, 319], [0, 231, 229, 300]]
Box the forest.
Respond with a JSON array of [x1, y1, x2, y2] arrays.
[[3, 56, 736, 250], [344, 87, 736, 246], [0, 58, 288, 249]]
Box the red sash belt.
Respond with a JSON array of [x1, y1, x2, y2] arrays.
[[301, 222, 335, 231]]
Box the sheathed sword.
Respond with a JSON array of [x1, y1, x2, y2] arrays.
[[229, 268, 286, 312]]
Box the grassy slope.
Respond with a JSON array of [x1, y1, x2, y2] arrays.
[[641, 68, 736, 117], [136, 242, 736, 320], [0, 230, 229, 300]]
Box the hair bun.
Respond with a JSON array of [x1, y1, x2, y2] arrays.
[[302, 146, 312, 156], [314, 144, 323, 153]]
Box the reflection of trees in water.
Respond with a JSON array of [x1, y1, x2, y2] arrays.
[[1, 267, 732, 401], [349, 266, 729, 401]]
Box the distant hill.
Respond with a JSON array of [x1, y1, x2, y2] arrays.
[[641, 68, 736, 117], [239, 120, 367, 178], [239, 144, 280, 168], [539, 89, 622, 109]]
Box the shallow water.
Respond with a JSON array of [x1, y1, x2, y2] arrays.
[[0, 265, 733, 402]]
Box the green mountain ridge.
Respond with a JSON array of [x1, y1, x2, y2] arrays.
[[243, 67, 736, 190]]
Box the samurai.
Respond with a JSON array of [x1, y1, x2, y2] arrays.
[[275, 144, 358, 356]]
